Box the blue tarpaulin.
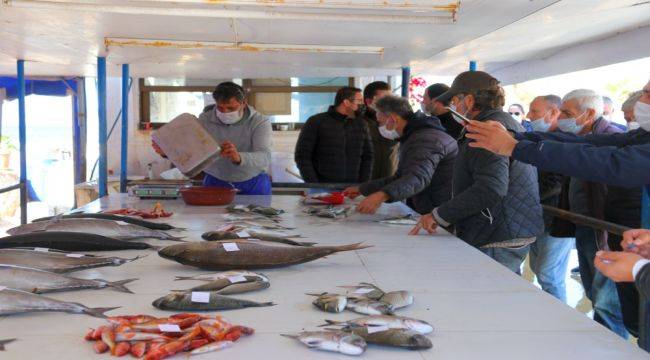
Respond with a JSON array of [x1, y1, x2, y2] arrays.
[[0, 77, 77, 99]]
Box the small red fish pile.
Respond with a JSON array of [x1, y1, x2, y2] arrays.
[[104, 203, 173, 219], [83, 313, 253, 359]]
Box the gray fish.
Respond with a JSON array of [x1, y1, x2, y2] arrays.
[[227, 204, 285, 218], [0, 339, 16, 351], [0, 288, 119, 318], [0, 248, 141, 273], [0, 231, 158, 251], [339, 282, 385, 300], [380, 291, 414, 309], [174, 277, 269, 294], [0, 265, 136, 294], [32, 213, 181, 230], [307, 293, 347, 313], [305, 206, 350, 219], [152, 291, 274, 311], [7, 218, 184, 241], [158, 240, 371, 270], [201, 231, 315, 247], [379, 215, 418, 225], [322, 315, 434, 335], [348, 327, 432, 350], [345, 298, 394, 315], [174, 270, 269, 283], [281, 331, 366, 356]]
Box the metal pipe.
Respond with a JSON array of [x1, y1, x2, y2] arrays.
[[17, 60, 27, 225], [469, 60, 477, 71], [401, 66, 410, 98], [0, 183, 22, 195], [120, 64, 129, 193], [542, 205, 631, 236], [97, 57, 108, 198], [5, 0, 454, 24], [272, 182, 357, 190]]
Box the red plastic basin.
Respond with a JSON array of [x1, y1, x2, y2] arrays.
[[179, 186, 237, 206]]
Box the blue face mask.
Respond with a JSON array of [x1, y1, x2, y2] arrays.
[[530, 118, 552, 132], [557, 112, 586, 134]]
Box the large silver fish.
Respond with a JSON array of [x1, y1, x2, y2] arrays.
[[0, 288, 119, 318], [159, 240, 370, 270], [7, 218, 183, 241], [152, 291, 274, 311], [322, 315, 434, 335], [345, 298, 394, 315], [0, 265, 136, 294], [0, 248, 141, 273], [281, 331, 366, 356], [348, 327, 432, 350], [174, 277, 269, 294], [174, 270, 269, 283]]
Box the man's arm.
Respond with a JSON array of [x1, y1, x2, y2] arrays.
[[515, 130, 636, 147], [294, 118, 320, 183], [359, 176, 394, 196], [435, 147, 509, 224], [238, 120, 272, 170], [513, 140, 650, 188], [359, 123, 374, 182]]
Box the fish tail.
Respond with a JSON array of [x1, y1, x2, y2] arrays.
[[279, 334, 299, 339], [305, 292, 326, 296], [256, 302, 275, 307], [0, 339, 16, 351], [174, 276, 194, 281], [318, 320, 343, 327], [334, 242, 373, 252], [101, 278, 138, 293], [84, 306, 121, 318]]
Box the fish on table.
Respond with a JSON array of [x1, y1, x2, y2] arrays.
[[0, 265, 136, 294], [0, 248, 141, 273], [307, 292, 347, 313], [281, 331, 366, 356], [0, 287, 119, 318], [0, 231, 159, 251], [174, 270, 269, 283], [322, 315, 434, 335], [7, 218, 184, 241], [345, 298, 394, 315], [201, 230, 315, 247], [0, 338, 16, 351], [32, 213, 182, 230], [341, 282, 414, 309], [347, 327, 432, 350], [174, 276, 269, 295], [152, 292, 274, 311], [158, 240, 371, 270]]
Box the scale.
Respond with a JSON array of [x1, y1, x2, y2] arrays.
[[131, 184, 182, 199]]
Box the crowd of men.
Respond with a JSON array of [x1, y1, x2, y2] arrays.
[[153, 75, 650, 344]]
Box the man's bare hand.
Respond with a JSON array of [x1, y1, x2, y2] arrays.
[[408, 213, 438, 235], [621, 229, 650, 258], [220, 141, 241, 165], [465, 120, 518, 156], [594, 251, 643, 282]]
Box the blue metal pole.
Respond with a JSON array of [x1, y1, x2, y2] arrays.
[[401, 66, 410, 98], [641, 185, 650, 229], [97, 57, 108, 198], [469, 60, 477, 71], [17, 60, 27, 224], [120, 64, 129, 193]]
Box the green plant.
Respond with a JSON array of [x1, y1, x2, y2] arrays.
[[0, 136, 16, 152]]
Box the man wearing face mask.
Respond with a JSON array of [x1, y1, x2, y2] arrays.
[[361, 81, 399, 180], [295, 87, 374, 184], [154, 81, 273, 195], [524, 94, 574, 302], [409, 71, 544, 274], [342, 95, 457, 215], [421, 83, 464, 140], [622, 90, 642, 131], [465, 83, 650, 338]]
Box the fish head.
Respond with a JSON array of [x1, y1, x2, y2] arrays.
[[409, 333, 433, 349], [157, 244, 188, 260]]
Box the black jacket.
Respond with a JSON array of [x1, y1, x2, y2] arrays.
[[295, 106, 374, 183], [436, 109, 544, 248], [362, 109, 399, 180], [437, 110, 465, 140], [359, 112, 458, 214]]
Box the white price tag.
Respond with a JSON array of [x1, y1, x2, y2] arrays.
[[354, 288, 374, 294], [34, 247, 49, 252], [66, 253, 85, 258], [236, 231, 250, 238], [191, 292, 211, 303], [158, 324, 181, 333], [222, 243, 240, 252], [227, 275, 248, 284], [366, 325, 389, 334]]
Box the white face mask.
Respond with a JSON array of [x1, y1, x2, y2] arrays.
[[216, 108, 243, 124], [378, 119, 400, 140], [627, 122, 640, 131], [634, 101, 650, 131]]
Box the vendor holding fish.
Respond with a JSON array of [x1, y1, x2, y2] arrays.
[[153, 82, 273, 195], [344, 95, 458, 215]]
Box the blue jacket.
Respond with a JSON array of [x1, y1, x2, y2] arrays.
[[512, 128, 650, 188]]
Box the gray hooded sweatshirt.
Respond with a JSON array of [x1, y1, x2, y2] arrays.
[[197, 105, 272, 182]]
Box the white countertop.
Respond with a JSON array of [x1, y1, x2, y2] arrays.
[[0, 194, 646, 359]]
